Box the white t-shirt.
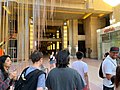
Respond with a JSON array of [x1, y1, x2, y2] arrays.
[[72, 60, 88, 85], [102, 55, 117, 88]]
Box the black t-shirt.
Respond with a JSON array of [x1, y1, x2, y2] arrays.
[[46, 67, 85, 90]]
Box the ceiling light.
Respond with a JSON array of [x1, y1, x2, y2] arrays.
[[103, 0, 120, 7], [64, 22, 67, 26]]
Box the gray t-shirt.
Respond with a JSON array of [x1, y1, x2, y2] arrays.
[[25, 66, 45, 88], [46, 67, 85, 90]]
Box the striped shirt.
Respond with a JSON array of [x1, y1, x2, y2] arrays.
[[0, 69, 11, 90]]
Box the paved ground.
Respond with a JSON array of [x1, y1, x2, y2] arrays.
[[10, 57, 103, 90]]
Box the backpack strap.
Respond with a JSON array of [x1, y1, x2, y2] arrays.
[[109, 59, 117, 67], [20, 67, 29, 76], [25, 69, 45, 81]]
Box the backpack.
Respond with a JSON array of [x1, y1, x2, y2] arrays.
[[14, 67, 45, 90], [99, 62, 104, 79]]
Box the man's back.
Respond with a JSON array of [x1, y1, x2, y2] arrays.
[[14, 67, 45, 90], [46, 67, 85, 90], [72, 60, 88, 85]]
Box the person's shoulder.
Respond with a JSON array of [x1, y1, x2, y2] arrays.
[[72, 60, 78, 64], [103, 57, 112, 66], [48, 68, 57, 74], [81, 60, 87, 64], [68, 67, 79, 73], [27, 66, 36, 71], [69, 68, 82, 76]]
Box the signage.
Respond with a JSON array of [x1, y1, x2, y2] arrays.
[[102, 22, 120, 34], [103, 26, 115, 33]]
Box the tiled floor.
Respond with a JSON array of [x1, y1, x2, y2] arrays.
[[10, 57, 103, 90]]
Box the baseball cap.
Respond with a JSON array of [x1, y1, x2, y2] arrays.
[[110, 47, 119, 52]]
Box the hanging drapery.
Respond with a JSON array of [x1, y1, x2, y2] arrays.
[[24, 0, 29, 61], [17, 0, 21, 61], [21, 0, 25, 61], [33, 0, 38, 51], [17, 0, 25, 61], [5, 0, 9, 54], [37, 0, 41, 50], [50, 0, 55, 21], [42, 0, 47, 36]]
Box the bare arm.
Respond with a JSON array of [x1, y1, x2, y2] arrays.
[[37, 87, 43, 90], [84, 72, 89, 89]]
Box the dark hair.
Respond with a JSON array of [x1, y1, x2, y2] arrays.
[[104, 52, 109, 57], [0, 55, 11, 80], [115, 65, 120, 88], [30, 50, 43, 63], [76, 51, 84, 59], [55, 49, 70, 68]]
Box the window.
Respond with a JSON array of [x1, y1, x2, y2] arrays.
[[78, 24, 85, 35]]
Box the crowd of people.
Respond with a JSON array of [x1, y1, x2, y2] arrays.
[[0, 46, 120, 90]]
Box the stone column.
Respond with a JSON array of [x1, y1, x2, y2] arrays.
[[84, 16, 100, 59], [68, 20, 73, 56], [68, 20, 73, 47], [97, 29, 102, 60], [73, 19, 78, 56]]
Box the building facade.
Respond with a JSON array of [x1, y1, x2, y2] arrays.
[[0, 0, 113, 60]]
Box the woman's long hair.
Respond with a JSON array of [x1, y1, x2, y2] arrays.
[[0, 55, 11, 80], [115, 65, 120, 88]]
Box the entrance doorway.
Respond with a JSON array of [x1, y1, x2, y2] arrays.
[[37, 26, 62, 55], [39, 41, 62, 55], [78, 41, 86, 57]]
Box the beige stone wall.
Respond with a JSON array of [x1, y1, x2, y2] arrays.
[[113, 5, 120, 23], [84, 16, 101, 58], [67, 19, 78, 56], [84, 17, 91, 49], [72, 20, 78, 48], [91, 17, 101, 58], [93, 0, 112, 11]]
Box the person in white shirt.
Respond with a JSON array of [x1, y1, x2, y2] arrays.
[[102, 47, 119, 90], [72, 51, 89, 90]]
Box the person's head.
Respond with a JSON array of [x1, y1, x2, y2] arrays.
[[109, 47, 119, 59], [0, 55, 12, 70], [55, 49, 70, 68], [76, 51, 84, 60], [30, 50, 43, 65], [0, 55, 11, 79], [115, 65, 120, 88]]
